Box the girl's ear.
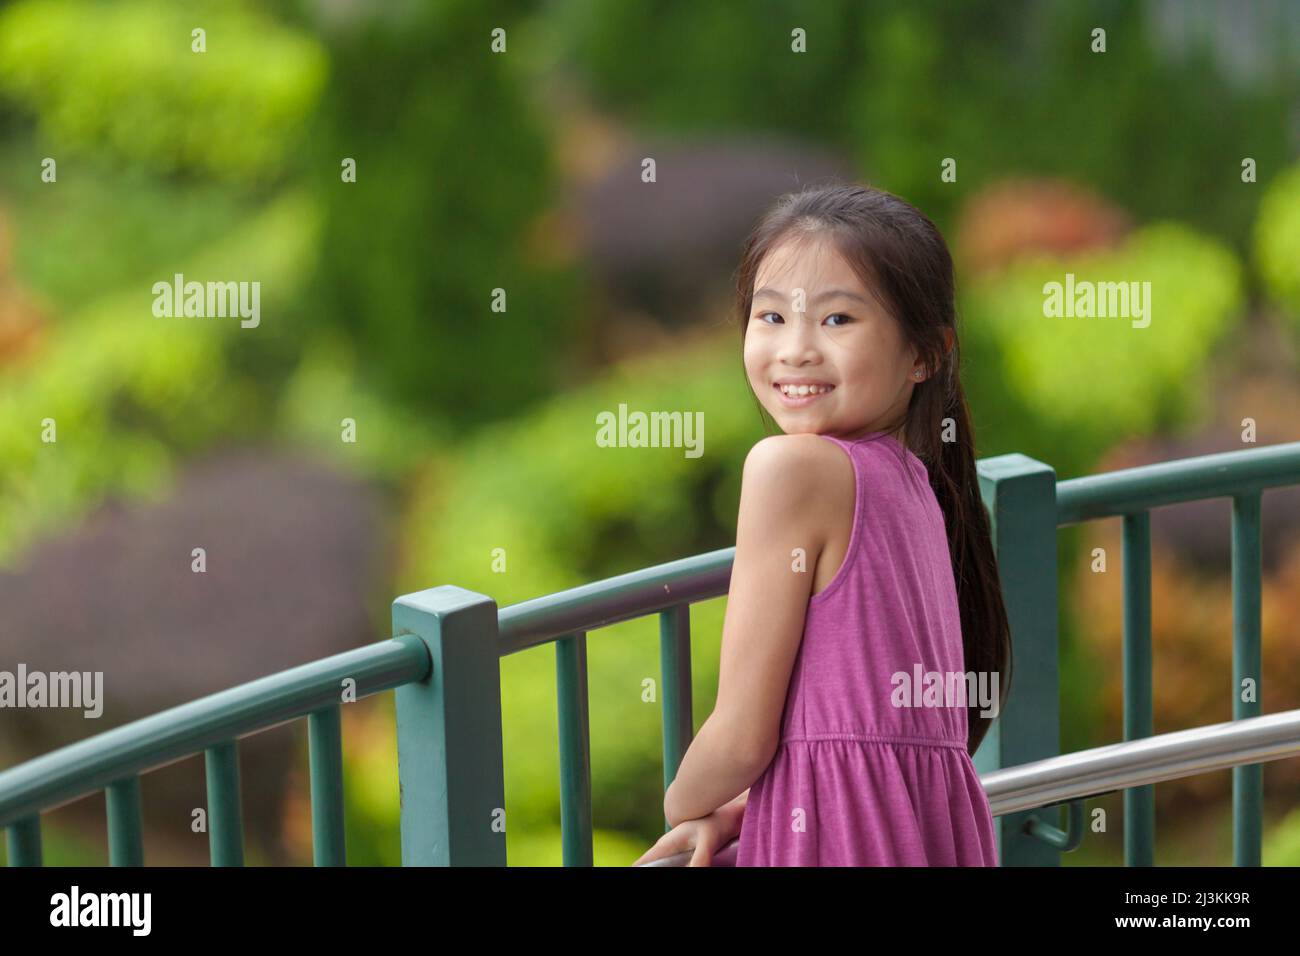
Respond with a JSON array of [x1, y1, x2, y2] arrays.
[[908, 344, 926, 376]]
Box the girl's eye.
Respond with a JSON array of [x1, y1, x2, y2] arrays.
[[755, 312, 853, 326]]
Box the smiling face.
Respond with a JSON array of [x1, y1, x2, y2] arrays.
[[743, 231, 922, 441]]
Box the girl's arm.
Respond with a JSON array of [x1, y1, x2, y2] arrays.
[[664, 714, 758, 828], [664, 435, 838, 826], [723, 788, 749, 826], [710, 787, 749, 844]]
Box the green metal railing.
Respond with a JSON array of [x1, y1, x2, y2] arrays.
[[0, 639, 429, 866], [2, 440, 1298, 866], [980, 440, 1300, 865]]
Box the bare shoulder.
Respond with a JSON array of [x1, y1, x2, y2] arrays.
[[743, 432, 846, 476], [741, 434, 855, 544]]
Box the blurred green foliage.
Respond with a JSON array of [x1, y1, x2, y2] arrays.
[[0, 193, 319, 566], [1255, 161, 1300, 325], [0, 139, 261, 313], [554, 0, 864, 142], [962, 222, 1243, 476], [847, 1, 1294, 249], [272, 330, 450, 485], [563, 0, 1295, 252], [301, 0, 583, 429], [0, 0, 327, 183], [1266, 805, 1300, 865]]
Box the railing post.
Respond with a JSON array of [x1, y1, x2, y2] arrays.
[[106, 776, 145, 866], [658, 604, 692, 831], [308, 705, 347, 866], [392, 586, 506, 866], [6, 816, 42, 867], [1232, 491, 1263, 866], [977, 453, 1061, 866], [205, 741, 245, 866], [1121, 512, 1154, 865], [555, 632, 593, 866]]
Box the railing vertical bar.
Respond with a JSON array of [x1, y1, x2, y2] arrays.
[[658, 604, 693, 832], [556, 631, 593, 866], [6, 815, 42, 866], [204, 740, 245, 866], [1232, 491, 1262, 866], [1122, 510, 1155, 865], [106, 776, 144, 866], [308, 706, 346, 866]]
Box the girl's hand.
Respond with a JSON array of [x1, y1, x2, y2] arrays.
[[633, 800, 744, 867]]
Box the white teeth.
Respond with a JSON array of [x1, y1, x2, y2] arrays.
[[779, 384, 832, 396]]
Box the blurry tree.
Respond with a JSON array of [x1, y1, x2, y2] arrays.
[[960, 221, 1243, 479], [553, 0, 865, 142], [1255, 160, 1300, 329], [0, 0, 326, 184], [0, 194, 318, 565], [559, 0, 1294, 252], [300, 0, 583, 430]]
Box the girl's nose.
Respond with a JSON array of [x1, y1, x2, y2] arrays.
[[777, 327, 822, 366]]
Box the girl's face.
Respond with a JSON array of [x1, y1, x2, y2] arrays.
[[743, 233, 920, 441]]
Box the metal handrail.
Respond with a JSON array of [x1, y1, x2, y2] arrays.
[[637, 707, 1300, 865], [0, 639, 429, 827], [982, 707, 1300, 816], [1055, 440, 1300, 525], [496, 547, 734, 655]]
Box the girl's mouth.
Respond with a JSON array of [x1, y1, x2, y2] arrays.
[[773, 382, 836, 408]]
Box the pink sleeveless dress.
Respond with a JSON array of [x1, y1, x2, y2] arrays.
[[734, 430, 999, 866]]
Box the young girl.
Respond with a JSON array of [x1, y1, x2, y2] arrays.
[[634, 183, 1012, 867]]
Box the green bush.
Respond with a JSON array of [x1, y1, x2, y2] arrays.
[[559, 0, 1293, 249], [1254, 161, 1300, 325], [0, 192, 319, 566], [0, 0, 326, 182], [300, 0, 581, 429], [556, 0, 862, 140], [0, 137, 262, 314], [961, 222, 1243, 468]]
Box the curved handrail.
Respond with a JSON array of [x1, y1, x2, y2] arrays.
[[0, 638, 429, 827], [1055, 440, 1300, 525], [496, 547, 734, 655], [636, 707, 1300, 866], [981, 707, 1300, 815]]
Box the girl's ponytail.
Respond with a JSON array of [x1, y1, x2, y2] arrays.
[[923, 356, 1012, 756]]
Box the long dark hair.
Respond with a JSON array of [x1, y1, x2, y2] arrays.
[[733, 181, 1012, 757]]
